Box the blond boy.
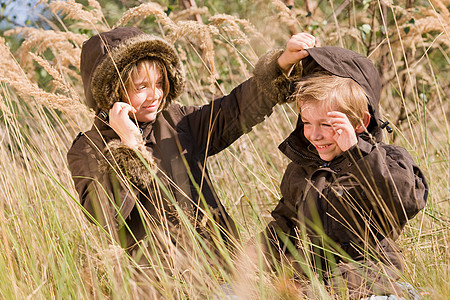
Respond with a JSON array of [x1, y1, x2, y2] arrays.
[[264, 47, 428, 299]]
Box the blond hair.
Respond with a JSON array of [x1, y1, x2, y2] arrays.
[[122, 59, 170, 110], [294, 72, 369, 127]]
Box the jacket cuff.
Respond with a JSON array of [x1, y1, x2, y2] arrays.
[[101, 139, 156, 189], [253, 48, 302, 104]]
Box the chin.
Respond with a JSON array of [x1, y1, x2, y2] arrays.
[[319, 154, 335, 162], [138, 113, 158, 123]]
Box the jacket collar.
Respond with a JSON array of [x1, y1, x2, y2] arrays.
[[278, 118, 323, 166], [141, 120, 156, 144]]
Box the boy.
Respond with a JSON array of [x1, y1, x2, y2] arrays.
[[263, 47, 428, 298]]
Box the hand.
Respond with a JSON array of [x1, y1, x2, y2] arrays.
[[328, 111, 358, 152], [277, 33, 315, 74], [109, 102, 143, 148]]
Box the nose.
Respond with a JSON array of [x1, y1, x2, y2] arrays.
[[309, 126, 323, 140], [146, 86, 163, 101]]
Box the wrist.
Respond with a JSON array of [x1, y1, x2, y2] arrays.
[[121, 133, 143, 149], [277, 53, 294, 75]]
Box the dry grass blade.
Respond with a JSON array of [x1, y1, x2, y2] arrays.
[[171, 6, 209, 22], [49, 0, 107, 30], [0, 38, 91, 118], [114, 2, 174, 28], [271, 0, 305, 34], [29, 52, 80, 100], [209, 14, 253, 45], [4, 27, 86, 71], [167, 20, 219, 79]]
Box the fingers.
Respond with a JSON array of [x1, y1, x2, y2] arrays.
[[109, 102, 142, 148], [278, 32, 316, 74], [296, 49, 309, 61], [327, 111, 348, 119], [110, 102, 136, 118], [327, 111, 352, 126], [109, 102, 138, 132], [327, 111, 358, 151], [289, 33, 315, 50], [285, 33, 315, 61], [327, 111, 353, 136]]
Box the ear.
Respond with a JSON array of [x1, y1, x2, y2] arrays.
[[355, 111, 371, 133]]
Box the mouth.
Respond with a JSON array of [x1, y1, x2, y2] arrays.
[[142, 102, 159, 111], [314, 144, 332, 151]]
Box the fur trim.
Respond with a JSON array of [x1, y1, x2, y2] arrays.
[[102, 139, 156, 189], [253, 48, 302, 104], [91, 34, 185, 111]]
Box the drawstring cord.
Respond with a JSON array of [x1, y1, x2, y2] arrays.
[[379, 119, 393, 133]]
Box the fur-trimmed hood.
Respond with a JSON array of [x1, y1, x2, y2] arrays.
[[80, 27, 185, 113], [280, 46, 384, 164]]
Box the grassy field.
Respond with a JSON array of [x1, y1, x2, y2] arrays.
[[0, 0, 448, 298]]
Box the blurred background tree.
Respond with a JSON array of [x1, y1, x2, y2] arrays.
[[0, 0, 54, 29]]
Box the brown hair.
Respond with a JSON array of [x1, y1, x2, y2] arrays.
[[294, 72, 369, 127], [122, 59, 170, 110]]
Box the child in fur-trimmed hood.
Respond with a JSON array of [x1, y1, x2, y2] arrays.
[[67, 27, 315, 262], [260, 46, 428, 299]]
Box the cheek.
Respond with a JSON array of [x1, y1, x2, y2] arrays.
[[129, 94, 144, 108], [323, 127, 336, 138], [156, 87, 164, 98], [303, 126, 311, 139]]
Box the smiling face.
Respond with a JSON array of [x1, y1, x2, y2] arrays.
[[301, 102, 346, 161], [294, 73, 371, 161], [122, 60, 169, 123]]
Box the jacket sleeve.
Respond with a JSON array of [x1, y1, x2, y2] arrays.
[[67, 133, 140, 232], [265, 197, 298, 244], [342, 138, 428, 238], [182, 49, 302, 156]]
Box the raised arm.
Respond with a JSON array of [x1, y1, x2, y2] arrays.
[[183, 33, 315, 156]]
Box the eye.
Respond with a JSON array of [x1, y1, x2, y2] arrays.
[[321, 123, 332, 127], [136, 84, 147, 91]]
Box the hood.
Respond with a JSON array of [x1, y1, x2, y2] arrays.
[[279, 46, 383, 163], [80, 27, 185, 113], [303, 46, 382, 140]]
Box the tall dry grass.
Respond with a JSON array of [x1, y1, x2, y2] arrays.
[[0, 0, 448, 298]]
